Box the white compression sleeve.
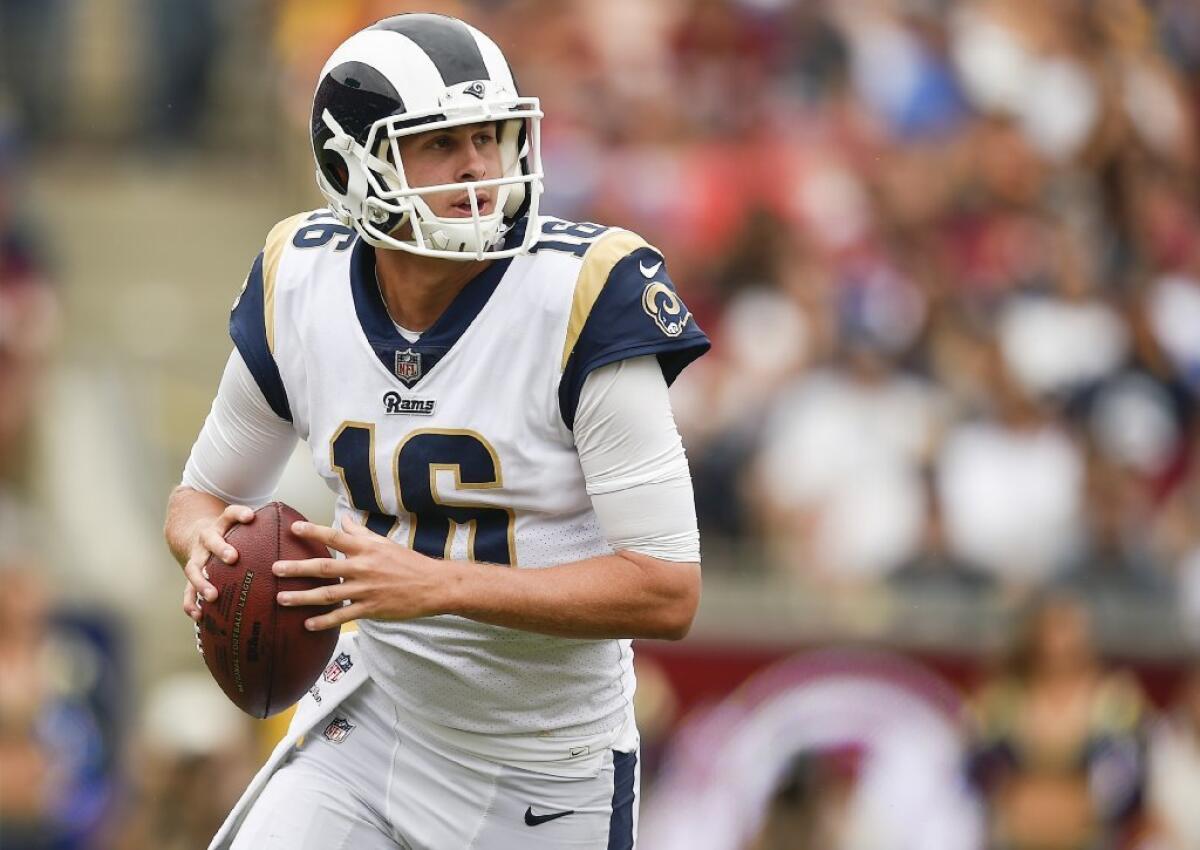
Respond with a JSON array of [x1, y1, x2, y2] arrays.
[[181, 349, 299, 507], [573, 356, 701, 563]]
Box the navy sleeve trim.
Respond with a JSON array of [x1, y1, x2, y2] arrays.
[[229, 252, 292, 422], [559, 246, 709, 429]]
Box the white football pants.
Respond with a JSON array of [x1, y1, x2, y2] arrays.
[[230, 676, 639, 849]]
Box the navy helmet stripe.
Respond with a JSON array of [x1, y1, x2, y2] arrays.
[[312, 60, 406, 143], [370, 14, 490, 86], [607, 750, 637, 850]]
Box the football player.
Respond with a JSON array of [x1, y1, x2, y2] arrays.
[[163, 12, 708, 850]]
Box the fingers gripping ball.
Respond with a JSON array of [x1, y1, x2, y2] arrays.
[[198, 502, 339, 718]]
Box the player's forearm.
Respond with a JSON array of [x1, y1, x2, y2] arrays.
[[444, 552, 701, 641], [164, 485, 230, 566]]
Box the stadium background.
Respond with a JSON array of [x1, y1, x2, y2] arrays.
[[1, 0, 1198, 847]]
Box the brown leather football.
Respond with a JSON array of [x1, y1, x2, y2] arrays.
[[197, 502, 339, 718]]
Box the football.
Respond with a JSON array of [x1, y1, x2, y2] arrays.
[[197, 502, 339, 718]]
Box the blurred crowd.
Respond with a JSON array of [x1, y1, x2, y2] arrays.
[[645, 596, 1200, 850], [3, 0, 1200, 847]]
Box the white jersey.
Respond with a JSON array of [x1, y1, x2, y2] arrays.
[[228, 211, 708, 740]]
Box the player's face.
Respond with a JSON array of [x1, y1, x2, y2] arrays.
[[394, 122, 503, 218]]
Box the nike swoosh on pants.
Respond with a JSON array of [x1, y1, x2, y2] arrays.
[[524, 807, 575, 826]]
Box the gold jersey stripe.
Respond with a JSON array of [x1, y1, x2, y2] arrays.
[[560, 230, 653, 369], [262, 212, 309, 354]]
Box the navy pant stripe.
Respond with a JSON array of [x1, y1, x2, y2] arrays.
[[608, 750, 637, 850]]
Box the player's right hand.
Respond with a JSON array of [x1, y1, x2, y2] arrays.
[[182, 504, 255, 621]]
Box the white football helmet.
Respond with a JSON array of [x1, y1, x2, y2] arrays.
[[310, 14, 543, 260]]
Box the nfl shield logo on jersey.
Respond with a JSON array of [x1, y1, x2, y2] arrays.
[[323, 652, 353, 683], [395, 349, 422, 385], [323, 716, 355, 744]]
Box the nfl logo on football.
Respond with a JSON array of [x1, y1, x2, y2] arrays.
[[323, 717, 355, 744], [395, 348, 422, 384], [323, 652, 353, 683]]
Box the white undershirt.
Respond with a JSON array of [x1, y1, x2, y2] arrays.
[[393, 322, 421, 343], [182, 351, 700, 563]]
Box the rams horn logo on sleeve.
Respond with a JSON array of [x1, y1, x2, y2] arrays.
[[642, 281, 691, 338]]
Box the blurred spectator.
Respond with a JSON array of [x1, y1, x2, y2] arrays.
[[677, 277, 810, 543], [1146, 273, 1200, 393], [0, 560, 127, 849], [1147, 449, 1200, 645], [1060, 455, 1172, 607], [937, 348, 1086, 584], [0, 107, 57, 488], [749, 746, 864, 850], [754, 343, 944, 581], [996, 224, 1128, 400], [1074, 294, 1191, 489], [0, 0, 71, 141], [629, 654, 682, 781], [1156, 0, 1200, 80], [950, 1, 1102, 165], [140, 0, 220, 150], [1146, 664, 1200, 850], [969, 594, 1149, 850], [837, 2, 969, 142], [889, 470, 995, 596], [115, 674, 259, 849], [0, 563, 55, 843]]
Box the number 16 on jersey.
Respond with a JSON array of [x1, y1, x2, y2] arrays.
[[330, 423, 515, 564]]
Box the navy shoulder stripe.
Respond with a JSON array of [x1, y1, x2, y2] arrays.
[[559, 243, 709, 429], [229, 252, 292, 422]]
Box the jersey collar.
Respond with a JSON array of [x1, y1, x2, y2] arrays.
[[349, 239, 512, 388]]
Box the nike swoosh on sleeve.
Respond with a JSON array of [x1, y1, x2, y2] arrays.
[[638, 260, 662, 278]]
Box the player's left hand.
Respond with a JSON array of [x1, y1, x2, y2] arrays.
[[273, 516, 452, 631]]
